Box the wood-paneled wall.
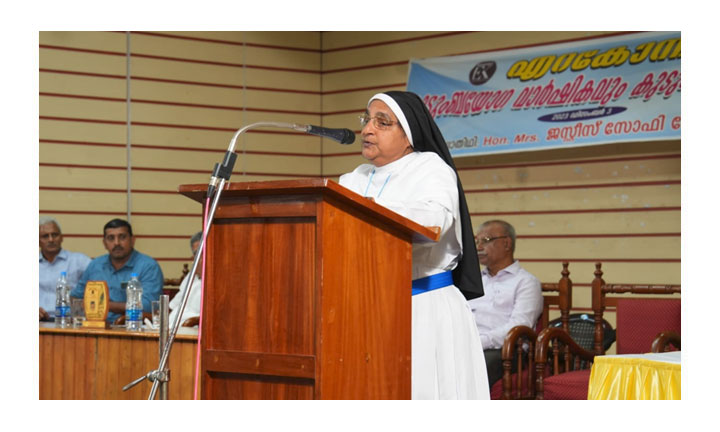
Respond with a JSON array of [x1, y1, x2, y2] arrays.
[[39, 31, 680, 327], [40, 31, 323, 278]]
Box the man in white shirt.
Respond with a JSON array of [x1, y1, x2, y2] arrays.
[[39, 217, 91, 321], [468, 220, 542, 388], [169, 232, 203, 327]]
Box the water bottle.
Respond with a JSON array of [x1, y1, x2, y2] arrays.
[[125, 273, 143, 331], [55, 271, 71, 328]]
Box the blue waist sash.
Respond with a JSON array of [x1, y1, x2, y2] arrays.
[[412, 271, 454, 296]]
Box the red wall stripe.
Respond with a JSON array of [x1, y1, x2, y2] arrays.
[[519, 258, 680, 263], [40, 92, 322, 115], [40, 68, 125, 80], [39, 162, 322, 178], [40, 44, 320, 74], [470, 206, 680, 216], [40, 186, 178, 195], [40, 139, 321, 158], [322, 83, 408, 95], [40, 68, 321, 94], [457, 154, 680, 172], [129, 31, 322, 53], [41, 207, 679, 219], [518, 233, 680, 239], [130, 52, 320, 74], [40, 44, 124, 57], [40, 115, 311, 134], [464, 180, 680, 194], [322, 32, 473, 53], [40, 209, 200, 217]]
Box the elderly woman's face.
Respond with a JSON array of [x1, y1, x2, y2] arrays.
[[361, 100, 412, 167]]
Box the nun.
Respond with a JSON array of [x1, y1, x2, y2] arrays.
[[339, 91, 490, 399]]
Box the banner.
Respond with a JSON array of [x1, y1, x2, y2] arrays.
[[406, 32, 680, 157]]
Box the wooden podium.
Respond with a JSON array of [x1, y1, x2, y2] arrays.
[[179, 179, 438, 399]]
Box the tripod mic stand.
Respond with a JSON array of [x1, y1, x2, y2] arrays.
[[121, 122, 354, 400]]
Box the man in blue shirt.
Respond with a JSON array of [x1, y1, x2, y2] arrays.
[[39, 217, 91, 321], [71, 218, 164, 324]]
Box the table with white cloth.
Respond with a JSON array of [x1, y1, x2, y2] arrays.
[[587, 351, 681, 400]]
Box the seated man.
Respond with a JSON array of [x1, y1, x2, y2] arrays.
[[467, 219, 542, 388], [39, 217, 91, 321], [71, 218, 164, 324], [168, 231, 203, 326]]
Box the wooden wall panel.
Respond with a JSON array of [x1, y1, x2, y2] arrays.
[[39, 165, 127, 189], [39, 49, 126, 75], [39, 190, 127, 212], [40, 73, 126, 97], [40, 31, 324, 286], [470, 211, 680, 237], [39, 119, 127, 143], [39, 141, 126, 167], [39, 31, 126, 51]]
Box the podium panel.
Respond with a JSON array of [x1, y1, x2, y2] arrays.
[[180, 179, 438, 399]]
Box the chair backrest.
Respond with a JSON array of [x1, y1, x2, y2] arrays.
[[496, 262, 572, 400], [538, 261, 572, 332], [548, 313, 615, 352], [591, 262, 680, 354], [615, 298, 680, 354]]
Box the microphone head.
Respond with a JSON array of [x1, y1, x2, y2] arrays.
[[340, 129, 356, 145]]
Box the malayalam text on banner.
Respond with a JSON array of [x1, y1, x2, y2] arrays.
[[406, 31, 681, 157]]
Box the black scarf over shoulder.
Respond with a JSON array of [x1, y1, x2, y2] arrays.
[[383, 91, 484, 300]]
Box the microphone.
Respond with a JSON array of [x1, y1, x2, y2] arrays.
[[206, 121, 356, 198], [305, 125, 356, 145]]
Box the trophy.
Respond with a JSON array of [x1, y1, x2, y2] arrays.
[[83, 280, 109, 328]]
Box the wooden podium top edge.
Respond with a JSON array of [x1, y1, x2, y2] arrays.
[[178, 178, 440, 243]]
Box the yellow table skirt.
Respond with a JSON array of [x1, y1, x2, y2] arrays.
[[587, 352, 681, 400]]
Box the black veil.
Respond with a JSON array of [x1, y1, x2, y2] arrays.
[[382, 91, 484, 300]]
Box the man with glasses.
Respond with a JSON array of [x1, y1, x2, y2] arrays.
[[468, 219, 542, 389], [39, 216, 91, 321], [71, 218, 164, 324]]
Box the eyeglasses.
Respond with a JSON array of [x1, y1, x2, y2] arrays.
[[477, 235, 508, 245], [359, 113, 398, 130]]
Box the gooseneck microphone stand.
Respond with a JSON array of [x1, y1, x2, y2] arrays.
[[120, 122, 355, 400]]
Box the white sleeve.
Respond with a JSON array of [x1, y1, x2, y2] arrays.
[[375, 161, 459, 237], [168, 275, 190, 311]]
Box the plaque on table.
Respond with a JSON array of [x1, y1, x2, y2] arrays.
[[83, 280, 109, 328]]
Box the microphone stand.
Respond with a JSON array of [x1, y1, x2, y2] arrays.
[[122, 122, 327, 400]]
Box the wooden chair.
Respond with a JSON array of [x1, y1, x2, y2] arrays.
[[591, 262, 681, 355], [489, 262, 572, 399], [651, 331, 681, 353], [534, 262, 681, 399], [534, 326, 596, 399], [181, 316, 200, 327]]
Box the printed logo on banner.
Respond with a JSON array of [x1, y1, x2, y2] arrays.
[[407, 32, 681, 157], [469, 61, 497, 85]]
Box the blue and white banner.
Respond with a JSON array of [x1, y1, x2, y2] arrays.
[[407, 32, 680, 157]]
